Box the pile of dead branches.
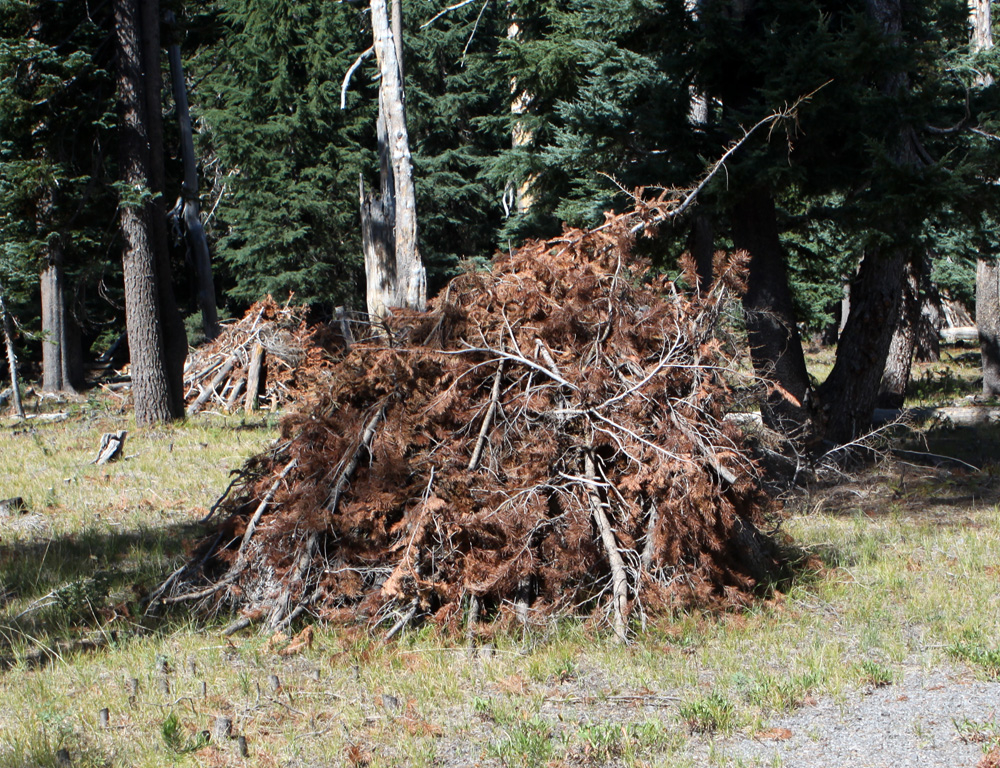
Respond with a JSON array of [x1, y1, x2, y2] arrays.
[[160, 210, 788, 640], [183, 298, 340, 415]]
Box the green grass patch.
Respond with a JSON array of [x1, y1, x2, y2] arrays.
[[0, 398, 997, 766]]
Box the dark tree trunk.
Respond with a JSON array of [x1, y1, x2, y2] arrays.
[[730, 186, 810, 431], [817, 246, 906, 443], [166, 12, 220, 341], [139, 0, 187, 417], [115, 0, 176, 425], [688, 212, 715, 293]]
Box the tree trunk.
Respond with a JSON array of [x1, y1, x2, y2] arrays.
[[505, 15, 536, 216], [730, 186, 810, 431], [0, 287, 25, 419], [818, 245, 906, 442], [915, 264, 942, 362], [688, 213, 715, 293], [978, 258, 1000, 394], [877, 253, 921, 408], [115, 0, 175, 425], [813, 0, 924, 444], [970, 0, 999, 393], [36, 180, 82, 393], [684, 0, 714, 293], [363, 0, 425, 319], [139, 0, 187, 417], [40, 244, 81, 394], [166, 11, 220, 341]]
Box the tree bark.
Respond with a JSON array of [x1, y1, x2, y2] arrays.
[[505, 15, 536, 216], [166, 11, 220, 341], [139, 0, 187, 417], [978, 257, 1000, 393], [915, 262, 942, 362], [40, 245, 81, 394], [817, 245, 906, 443], [37, 182, 82, 393], [970, 0, 1000, 393], [731, 186, 811, 431], [877, 253, 921, 408], [115, 0, 176, 425], [363, 0, 425, 320], [687, 213, 715, 293]]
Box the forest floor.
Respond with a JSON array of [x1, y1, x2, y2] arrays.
[[0, 346, 998, 768]]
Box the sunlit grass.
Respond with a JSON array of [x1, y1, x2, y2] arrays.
[[0, 400, 997, 766]]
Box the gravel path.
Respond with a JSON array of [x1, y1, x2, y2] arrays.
[[705, 665, 1000, 767]]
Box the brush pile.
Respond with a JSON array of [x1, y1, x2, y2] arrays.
[[183, 298, 338, 415], [161, 210, 787, 640]]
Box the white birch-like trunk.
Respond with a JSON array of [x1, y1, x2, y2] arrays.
[[364, 0, 425, 317], [0, 287, 26, 419]]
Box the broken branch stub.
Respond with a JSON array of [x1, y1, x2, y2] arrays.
[[160, 208, 787, 637]]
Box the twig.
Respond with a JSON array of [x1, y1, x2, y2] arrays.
[[420, 0, 476, 28], [340, 46, 374, 110], [443, 344, 578, 390], [240, 458, 298, 553], [188, 354, 237, 415], [468, 361, 504, 471], [584, 451, 628, 643], [384, 598, 419, 641]]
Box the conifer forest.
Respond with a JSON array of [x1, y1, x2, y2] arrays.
[[1, 0, 999, 438]]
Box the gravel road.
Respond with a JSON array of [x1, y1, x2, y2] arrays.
[[702, 664, 1000, 767]]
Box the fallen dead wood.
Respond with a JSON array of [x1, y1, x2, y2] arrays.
[[181, 298, 345, 415], [159, 208, 788, 639], [94, 431, 127, 465]]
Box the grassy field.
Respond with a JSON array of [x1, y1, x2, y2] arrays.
[[0, 391, 999, 767]]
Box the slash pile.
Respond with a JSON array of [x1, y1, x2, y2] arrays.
[[161, 210, 787, 639], [182, 298, 338, 415]]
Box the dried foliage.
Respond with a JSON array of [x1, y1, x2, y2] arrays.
[[161, 209, 788, 639], [182, 298, 338, 415]]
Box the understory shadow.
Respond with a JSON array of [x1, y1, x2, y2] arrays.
[[0, 518, 213, 669]]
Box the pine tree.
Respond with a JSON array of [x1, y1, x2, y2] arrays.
[[0, 0, 119, 389], [187, 0, 374, 310]]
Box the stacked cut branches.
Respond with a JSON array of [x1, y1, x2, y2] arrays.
[[162, 205, 788, 640], [183, 298, 338, 415]]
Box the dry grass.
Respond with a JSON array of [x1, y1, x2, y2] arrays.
[[0, 395, 998, 767]]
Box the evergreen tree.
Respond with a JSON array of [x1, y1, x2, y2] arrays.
[[188, 0, 374, 310], [0, 0, 119, 384]]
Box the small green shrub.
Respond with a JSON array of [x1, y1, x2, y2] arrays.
[[678, 690, 738, 734]]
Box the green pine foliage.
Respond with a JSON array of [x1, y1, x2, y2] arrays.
[[187, 0, 374, 309], [0, 0, 120, 353], [406, 0, 510, 290]]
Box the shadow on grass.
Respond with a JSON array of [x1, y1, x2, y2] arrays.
[[0, 519, 216, 669]]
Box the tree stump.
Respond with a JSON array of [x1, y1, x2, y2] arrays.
[[94, 431, 127, 465], [212, 715, 232, 742]]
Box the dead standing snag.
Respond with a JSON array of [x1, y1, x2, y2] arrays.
[[162, 208, 787, 637]]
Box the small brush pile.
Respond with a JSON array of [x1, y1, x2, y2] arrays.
[[159, 208, 787, 640], [182, 298, 339, 415]]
